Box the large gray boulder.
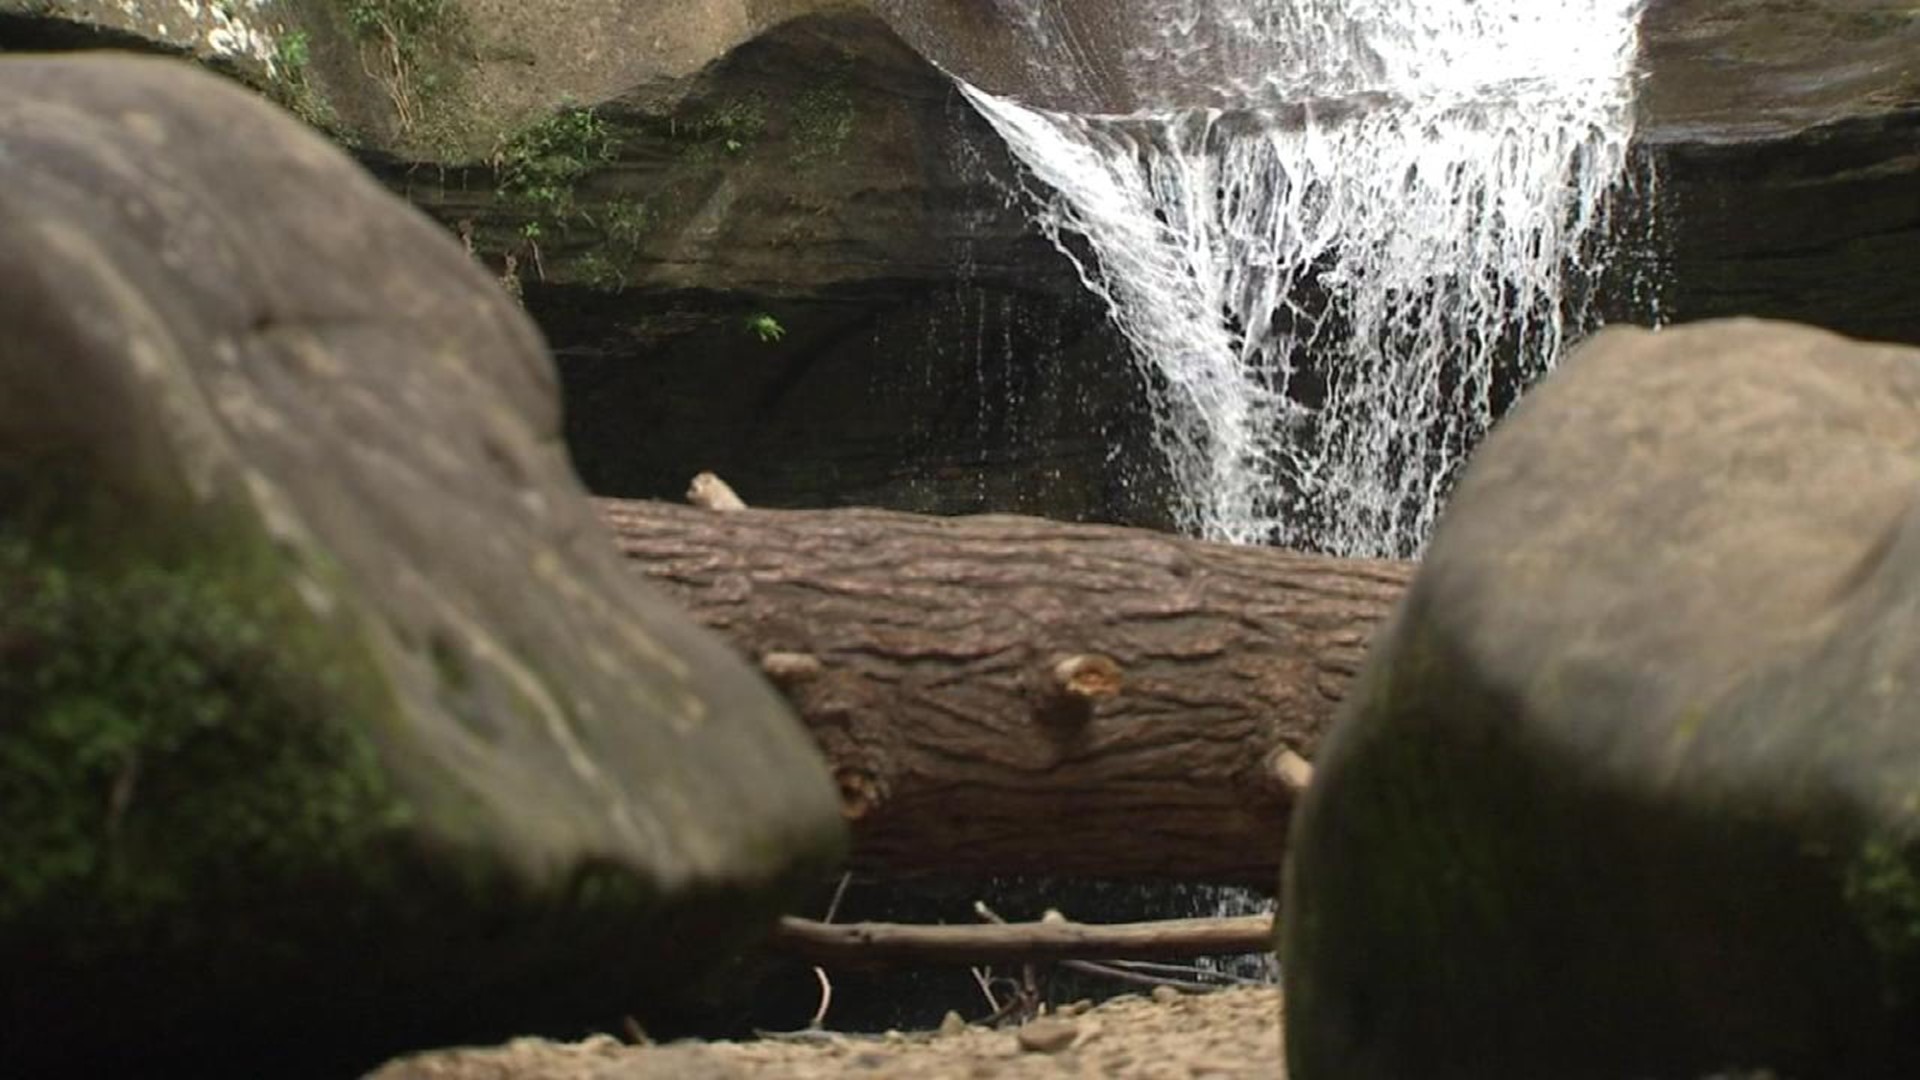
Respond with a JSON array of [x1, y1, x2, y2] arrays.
[[1283, 319, 1920, 1079], [0, 54, 844, 1074]]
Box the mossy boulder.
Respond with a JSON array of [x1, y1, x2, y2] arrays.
[[0, 54, 845, 1075], [1283, 319, 1920, 1079]]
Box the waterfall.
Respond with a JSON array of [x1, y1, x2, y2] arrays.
[[958, 0, 1646, 556]]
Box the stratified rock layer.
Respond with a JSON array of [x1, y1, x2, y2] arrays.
[[0, 54, 844, 1076], [1283, 319, 1920, 1079], [383, 8, 1159, 523], [6, 2, 1916, 523], [1633, 0, 1920, 347]]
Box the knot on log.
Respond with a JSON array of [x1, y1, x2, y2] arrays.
[[1052, 654, 1123, 700], [1035, 654, 1123, 728], [687, 471, 747, 511], [1266, 748, 1314, 800], [760, 651, 823, 686], [834, 766, 882, 822]]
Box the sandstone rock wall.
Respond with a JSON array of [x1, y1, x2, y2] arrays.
[[4, 0, 1914, 520]]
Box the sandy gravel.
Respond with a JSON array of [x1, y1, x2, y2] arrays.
[[369, 986, 1284, 1079]]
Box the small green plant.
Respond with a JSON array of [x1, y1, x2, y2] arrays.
[[264, 28, 343, 133], [495, 102, 616, 218], [677, 96, 767, 161], [274, 29, 311, 77], [576, 251, 628, 293], [344, 0, 449, 42], [339, 0, 459, 135], [744, 312, 786, 343], [598, 198, 655, 248]]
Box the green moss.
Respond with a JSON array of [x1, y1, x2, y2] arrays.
[[790, 80, 855, 165], [0, 525, 412, 955], [1847, 837, 1920, 962]]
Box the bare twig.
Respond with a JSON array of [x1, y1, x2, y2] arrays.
[[771, 913, 1274, 968], [752, 1028, 843, 1043], [1096, 958, 1272, 988], [973, 900, 1007, 925], [969, 966, 1001, 1015], [806, 871, 855, 1029], [807, 965, 833, 1029], [1058, 959, 1218, 995], [822, 872, 853, 923]]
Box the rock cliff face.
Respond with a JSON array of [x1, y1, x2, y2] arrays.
[[365, 8, 1164, 522], [1633, 0, 1920, 346], [1, 1, 1914, 520]]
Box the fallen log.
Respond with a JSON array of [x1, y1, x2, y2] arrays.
[[599, 499, 1412, 886], [769, 914, 1275, 968]]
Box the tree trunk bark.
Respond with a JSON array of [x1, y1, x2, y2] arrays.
[[599, 499, 1412, 887]]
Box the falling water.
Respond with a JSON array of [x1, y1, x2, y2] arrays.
[[959, 0, 1646, 556]]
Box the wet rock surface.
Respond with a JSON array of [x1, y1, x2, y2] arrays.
[[1635, 1, 1920, 347], [1636, 0, 1920, 142]]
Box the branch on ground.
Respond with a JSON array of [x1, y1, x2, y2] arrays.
[[768, 914, 1275, 969]]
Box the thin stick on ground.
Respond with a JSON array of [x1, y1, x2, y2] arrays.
[[969, 965, 1002, 1016], [807, 966, 833, 1030], [1058, 959, 1219, 995], [770, 913, 1275, 968], [1095, 958, 1273, 988], [808, 872, 855, 1029]]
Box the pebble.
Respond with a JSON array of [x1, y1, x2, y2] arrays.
[[1015, 1017, 1081, 1054], [1152, 985, 1184, 1005], [939, 1010, 968, 1037]]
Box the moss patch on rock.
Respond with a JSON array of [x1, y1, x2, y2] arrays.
[[0, 518, 415, 960], [1848, 836, 1920, 988]]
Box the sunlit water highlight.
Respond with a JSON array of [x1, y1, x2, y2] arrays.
[[961, 0, 1646, 556]]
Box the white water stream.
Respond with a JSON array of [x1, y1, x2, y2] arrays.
[[959, 0, 1647, 556], [943, 0, 1647, 967]]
